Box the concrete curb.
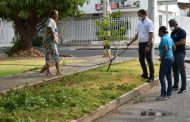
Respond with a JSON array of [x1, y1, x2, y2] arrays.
[[71, 78, 159, 122]]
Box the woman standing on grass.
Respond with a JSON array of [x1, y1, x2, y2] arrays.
[[156, 26, 175, 101], [43, 10, 62, 76]]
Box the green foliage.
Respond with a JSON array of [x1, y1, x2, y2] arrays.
[[99, 83, 136, 91], [0, 116, 16, 122], [0, 60, 160, 121], [5, 40, 22, 56], [96, 17, 128, 47], [0, 58, 79, 78], [32, 36, 43, 47], [0, 0, 89, 20], [111, 11, 122, 18], [0, 87, 79, 112], [0, 0, 89, 50], [188, 10, 190, 17]]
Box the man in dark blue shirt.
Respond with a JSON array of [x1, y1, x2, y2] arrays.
[[168, 19, 186, 94]]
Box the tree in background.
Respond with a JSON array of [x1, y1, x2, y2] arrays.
[[96, 11, 128, 58], [0, 0, 88, 51], [96, 11, 130, 71]]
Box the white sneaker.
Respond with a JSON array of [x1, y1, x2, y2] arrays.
[[156, 95, 168, 101]]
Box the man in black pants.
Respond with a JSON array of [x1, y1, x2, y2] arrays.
[[169, 19, 187, 94], [128, 9, 154, 82]]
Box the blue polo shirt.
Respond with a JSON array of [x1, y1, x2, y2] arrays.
[[159, 34, 174, 59], [171, 27, 186, 54]]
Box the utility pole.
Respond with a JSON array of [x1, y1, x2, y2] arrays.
[[165, 2, 169, 29], [102, 0, 111, 57], [103, 0, 108, 17], [153, 0, 157, 61]]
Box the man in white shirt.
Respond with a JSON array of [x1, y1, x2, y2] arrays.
[[128, 9, 154, 82]]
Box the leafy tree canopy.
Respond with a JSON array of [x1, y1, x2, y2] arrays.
[[0, 0, 88, 20], [0, 0, 88, 50]]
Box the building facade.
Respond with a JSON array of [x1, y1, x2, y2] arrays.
[[76, 0, 190, 45], [0, 0, 189, 47]]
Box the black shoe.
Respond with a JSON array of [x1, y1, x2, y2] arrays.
[[141, 74, 148, 79], [178, 89, 186, 94], [172, 86, 179, 91], [147, 77, 154, 82]]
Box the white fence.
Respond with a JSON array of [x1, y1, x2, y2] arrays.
[[59, 17, 139, 46], [1, 16, 190, 47], [0, 19, 15, 47]]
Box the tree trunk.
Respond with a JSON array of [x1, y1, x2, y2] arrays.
[[13, 16, 37, 50], [103, 45, 111, 58]]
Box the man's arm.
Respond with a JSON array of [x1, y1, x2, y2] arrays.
[[128, 33, 138, 46], [145, 32, 153, 53], [172, 45, 176, 52], [175, 39, 186, 46], [147, 32, 154, 47], [175, 30, 186, 46]]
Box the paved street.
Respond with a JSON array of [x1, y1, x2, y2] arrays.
[[1, 45, 190, 58], [95, 63, 190, 122], [32, 45, 190, 58]]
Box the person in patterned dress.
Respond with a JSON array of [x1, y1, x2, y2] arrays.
[[42, 10, 62, 76]]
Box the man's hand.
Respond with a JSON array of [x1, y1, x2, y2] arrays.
[[145, 46, 150, 53], [159, 57, 162, 61], [126, 42, 131, 46]]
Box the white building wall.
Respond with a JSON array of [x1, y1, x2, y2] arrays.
[[121, 11, 138, 17], [0, 20, 14, 47], [140, 0, 149, 10], [154, 11, 174, 44]]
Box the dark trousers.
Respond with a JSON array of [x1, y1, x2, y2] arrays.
[[173, 52, 186, 90], [159, 57, 174, 96], [138, 42, 154, 78]]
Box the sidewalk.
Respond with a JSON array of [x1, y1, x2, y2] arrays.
[[95, 63, 190, 122], [0, 56, 132, 93]]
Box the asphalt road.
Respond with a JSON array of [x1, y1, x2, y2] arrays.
[[60, 49, 140, 57], [60, 49, 190, 58], [0, 47, 190, 59]]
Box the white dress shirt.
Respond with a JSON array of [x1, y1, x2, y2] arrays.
[[137, 17, 154, 43]]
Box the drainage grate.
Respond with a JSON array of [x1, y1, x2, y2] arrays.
[[140, 110, 172, 117], [117, 108, 177, 122]]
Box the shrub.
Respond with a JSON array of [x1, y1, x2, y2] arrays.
[[32, 36, 43, 47], [96, 17, 128, 47], [5, 39, 22, 56]]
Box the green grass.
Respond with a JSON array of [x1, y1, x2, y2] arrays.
[[0, 60, 159, 122], [0, 58, 80, 77]]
